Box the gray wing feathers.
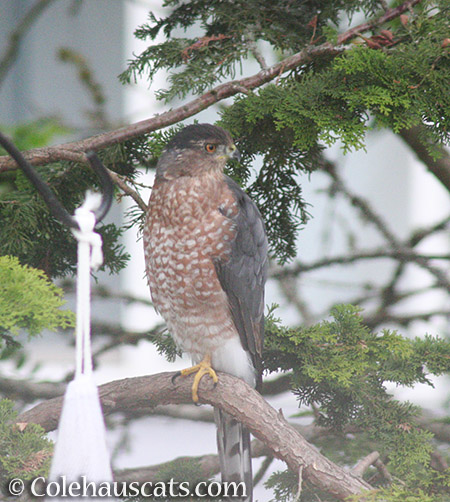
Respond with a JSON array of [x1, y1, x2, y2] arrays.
[[215, 176, 268, 388]]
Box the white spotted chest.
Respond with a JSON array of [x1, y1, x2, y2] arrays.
[[143, 174, 239, 357]]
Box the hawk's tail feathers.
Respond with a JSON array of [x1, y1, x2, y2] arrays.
[[214, 408, 252, 502]]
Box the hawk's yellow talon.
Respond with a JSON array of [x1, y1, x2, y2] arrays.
[[179, 355, 218, 403]]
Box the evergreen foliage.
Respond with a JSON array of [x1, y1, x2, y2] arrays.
[[150, 303, 450, 499], [1, 1, 450, 500], [120, 0, 384, 100], [0, 255, 74, 355], [0, 162, 129, 277], [0, 399, 52, 488], [263, 304, 450, 499], [146, 326, 182, 362]]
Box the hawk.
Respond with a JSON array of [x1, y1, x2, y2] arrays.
[[143, 124, 268, 500]]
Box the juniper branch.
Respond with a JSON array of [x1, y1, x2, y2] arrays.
[[0, 0, 422, 173]]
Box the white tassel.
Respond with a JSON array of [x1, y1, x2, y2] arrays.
[[48, 192, 114, 500]]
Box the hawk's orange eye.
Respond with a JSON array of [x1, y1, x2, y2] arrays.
[[205, 143, 217, 153]]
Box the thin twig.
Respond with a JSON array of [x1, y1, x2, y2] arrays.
[[106, 169, 148, 212], [337, 0, 422, 45], [244, 29, 269, 70], [273, 249, 450, 277]]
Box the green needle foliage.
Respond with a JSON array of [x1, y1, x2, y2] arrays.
[[0, 122, 144, 278], [120, 0, 384, 101], [0, 399, 52, 488], [0, 160, 129, 278], [116, 2, 450, 497], [0, 255, 74, 355], [264, 304, 450, 500]]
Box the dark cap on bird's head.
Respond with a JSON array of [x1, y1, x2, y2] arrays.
[[156, 124, 240, 180], [166, 124, 234, 150]]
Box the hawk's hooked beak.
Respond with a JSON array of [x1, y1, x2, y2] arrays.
[[229, 144, 241, 162]]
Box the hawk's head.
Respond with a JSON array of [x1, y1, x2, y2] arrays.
[[156, 124, 240, 180]]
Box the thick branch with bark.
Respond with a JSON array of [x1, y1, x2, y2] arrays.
[[17, 371, 372, 500]]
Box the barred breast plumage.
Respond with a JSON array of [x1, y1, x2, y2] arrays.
[[143, 171, 239, 358]]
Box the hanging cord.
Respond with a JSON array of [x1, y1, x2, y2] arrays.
[[71, 193, 104, 377]]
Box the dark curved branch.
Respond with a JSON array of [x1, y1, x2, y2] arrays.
[[17, 371, 372, 500]]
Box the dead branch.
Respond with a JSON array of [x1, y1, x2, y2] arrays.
[[351, 451, 380, 478], [17, 371, 372, 500]]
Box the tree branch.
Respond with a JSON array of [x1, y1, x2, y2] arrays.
[[337, 0, 421, 44], [0, 0, 59, 86], [0, 373, 291, 408], [399, 125, 450, 194], [0, 42, 340, 172], [0, 377, 66, 401], [273, 249, 450, 277], [106, 169, 148, 212], [351, 451, 380, 478], [280, 163, 450, 291], [0, 0, 422, 172], [17, 371, 372, 500]]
